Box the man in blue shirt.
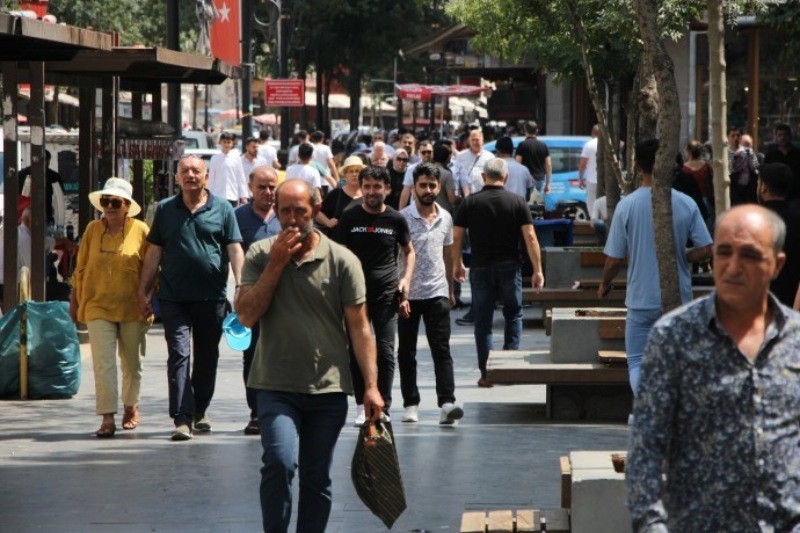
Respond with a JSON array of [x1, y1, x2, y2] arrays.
[[138, 154, 244, 441], [235, 165, 281, 435], [598, 139, 712, 396]]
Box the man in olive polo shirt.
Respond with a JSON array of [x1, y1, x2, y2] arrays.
[[138, 154, 244, 441], [236, 179, 383, 533]]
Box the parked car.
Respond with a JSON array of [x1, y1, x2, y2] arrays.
[[483, 135, 591, 220], [181, 130, 214, 150]]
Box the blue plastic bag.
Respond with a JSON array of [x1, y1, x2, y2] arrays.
[[0, 301, 81, 399]]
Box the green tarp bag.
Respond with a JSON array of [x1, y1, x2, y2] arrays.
[[0, 301, 81, 399]]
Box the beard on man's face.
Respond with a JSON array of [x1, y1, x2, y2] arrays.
[[282, 219, 314, 242]]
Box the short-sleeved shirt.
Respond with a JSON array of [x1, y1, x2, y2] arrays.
[[454, 149, 494, 193], [515, 137, 550, 180], [312, 143, 334, 168], [257, 143, 279, 167], [240, 154, 268, 180], [235, 202, 278, 252], [581, 137, 599, 184], [147, 192, 242, 301], [453, 185, 533, 268], [604, 187, 712, 310], [334, 205, 411, 304], [242, 231, 366, 394], [503, 157, 534, 199], [285, 164, 322, 189], [401, 202, 453, 301]]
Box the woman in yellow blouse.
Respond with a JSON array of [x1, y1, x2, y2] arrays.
[[70, 178, 151, 438]]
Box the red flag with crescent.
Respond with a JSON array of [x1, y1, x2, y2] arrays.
[[210, 0, 241, 66]]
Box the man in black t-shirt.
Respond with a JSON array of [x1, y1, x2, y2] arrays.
[[452, 158, 545, 387], [335, 166, 415, 423], [514, 120, 551, 194]]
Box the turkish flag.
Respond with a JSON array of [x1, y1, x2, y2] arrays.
[[210, 0, 241, 66]]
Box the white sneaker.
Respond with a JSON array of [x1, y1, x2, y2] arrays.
[[401, 405, 419, 423], [353, 404, 366, 427], [439, 403, 464, 425]]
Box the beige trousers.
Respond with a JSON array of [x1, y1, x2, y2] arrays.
[[87, 319, 146, 415]]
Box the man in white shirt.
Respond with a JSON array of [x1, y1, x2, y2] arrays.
[[257, 130, 281, 170], [590, 195, 608, 244], [241, 137, 268, 180], [287, 130, 308, 167], [310, 130, 339, 182], [209, 132, 249, 207], [496, 136, 534, 200], [579, 124, 600, 214], [454, 129, 494, 196], [284, 143, 323, 190]]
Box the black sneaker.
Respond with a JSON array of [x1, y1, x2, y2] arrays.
[[244, 418, 260, 435], [455, 312, 474, 326]]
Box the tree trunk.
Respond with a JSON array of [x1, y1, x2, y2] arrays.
[[347, 68, 361, 131], [636, 0, 683, 313], [708, 0, 730, 216], [564, 0, 625, 191], [604, 82, 622, 223], [625, 81, 638, 194]]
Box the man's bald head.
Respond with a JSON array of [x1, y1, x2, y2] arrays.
[[716, 204, 786, 255], [275, 178, 318, 211]]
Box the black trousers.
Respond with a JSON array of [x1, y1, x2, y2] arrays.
[[242, 322, 261, 419], [397, 296, 455, 408]]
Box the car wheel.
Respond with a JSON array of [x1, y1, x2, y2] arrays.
[[574, 203, 590, 222]]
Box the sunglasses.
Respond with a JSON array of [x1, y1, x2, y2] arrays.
[[396, 157, 409, 163], [420, 150, 432, 155], [99, 196, 126, 209]]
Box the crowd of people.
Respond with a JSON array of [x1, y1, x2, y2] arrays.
[[56, 119, 800, 532]]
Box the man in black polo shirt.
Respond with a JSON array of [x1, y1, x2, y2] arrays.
[[452, 158, 545, 387], [764, 123, 800, 202], [757, 162, 800, 307], [514, 120, 551, 194], [335, 165, 415, 424], [138, 154, 244, 441]]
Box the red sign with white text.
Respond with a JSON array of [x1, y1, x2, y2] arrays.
[[265, 79, 305, 107]]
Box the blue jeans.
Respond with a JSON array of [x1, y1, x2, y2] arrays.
[[532, 178, 545, 193], [625, 308, 662, 397], [471, 261, 523, 378], [257, 390, 348, 533]]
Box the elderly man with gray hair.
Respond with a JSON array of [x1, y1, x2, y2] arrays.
[[452, 157, 545, 387]]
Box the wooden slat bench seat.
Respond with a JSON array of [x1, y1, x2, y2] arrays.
[[597, 350, 628, 365], [488, 351, 630, 385], [460, 508, 570, 532]]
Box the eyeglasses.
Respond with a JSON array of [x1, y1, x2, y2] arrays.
[[99, 196, 125, 209], [396, 157, 409, 163]]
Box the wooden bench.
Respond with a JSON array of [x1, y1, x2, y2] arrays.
[[597, 350, 627, 365], [488, 351, 630, 385], [461, 508, 570, 532]]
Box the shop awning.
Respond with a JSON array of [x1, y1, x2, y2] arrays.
[[395, 83, 491, 102]]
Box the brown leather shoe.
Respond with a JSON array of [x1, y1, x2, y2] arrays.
[[122, 406, 140, 430], [477, 377, 494, 388]]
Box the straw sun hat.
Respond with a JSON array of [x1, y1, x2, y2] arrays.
[[88, 177, 141, 217], [340, 156, 367, 173]]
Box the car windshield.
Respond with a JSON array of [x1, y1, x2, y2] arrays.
[[183, 138, 199, 149], [549, 147, 582, 173]]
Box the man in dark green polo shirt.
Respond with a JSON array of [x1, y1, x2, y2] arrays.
[[138, 154, 244, 441]]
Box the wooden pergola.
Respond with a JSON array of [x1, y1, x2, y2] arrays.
[[1, 13, 237, 312]]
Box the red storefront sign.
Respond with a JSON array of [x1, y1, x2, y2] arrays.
[[265, 79, 305, 107]]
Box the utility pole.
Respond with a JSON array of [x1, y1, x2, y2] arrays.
[[279, 0, 291, 150], [241, 0, 253, 138], [166, 0, 181, 133]]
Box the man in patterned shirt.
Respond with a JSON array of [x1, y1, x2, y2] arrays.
[[627, 204, 800, 532]]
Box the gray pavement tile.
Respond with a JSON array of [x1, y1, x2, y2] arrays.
[[0, 292, 629, 531]]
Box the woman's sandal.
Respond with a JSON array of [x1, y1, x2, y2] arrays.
[[122, 406, 140, 430], [95, 422, 116, 439]]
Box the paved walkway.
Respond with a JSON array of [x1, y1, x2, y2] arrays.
[[0, 296, 629, 532]]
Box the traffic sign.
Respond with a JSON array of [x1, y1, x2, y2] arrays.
[[265, 79, 305, 107]]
